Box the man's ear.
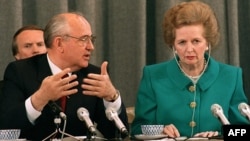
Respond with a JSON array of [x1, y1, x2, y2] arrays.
[[14, 54, 20, 60], [53, 36, 64, 53]]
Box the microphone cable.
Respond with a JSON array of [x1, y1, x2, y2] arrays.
[[61, 116, 67, 139], [172, 43, 211, 137], [172, 43, 211, 85]]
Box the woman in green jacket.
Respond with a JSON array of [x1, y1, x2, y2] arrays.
[[131, 0, 249, 139]]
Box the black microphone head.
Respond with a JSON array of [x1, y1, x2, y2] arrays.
[[48, 101, 62, 114], [48, 101, 67, 120]]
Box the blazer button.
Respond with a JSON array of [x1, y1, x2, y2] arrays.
[[189, 121, 196, 127], [190, 102, 196, 108], [189, 85, 195, 92]]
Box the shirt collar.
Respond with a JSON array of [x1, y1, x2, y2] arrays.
[[47, 54, 65, 75]]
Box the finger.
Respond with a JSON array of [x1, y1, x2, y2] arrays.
[[207, 132, 214, 137], [194, 132, 205, 137], [163, 128, 175, 138], [61, 81, 78, 97], [86, 73, 103, 81], [82, 90, 99, 96], [62, 88, 78, 96], [82, 84, 99, 91], [166, 131, 178, 138], [60, 74, 77, 86], [101, 61, 108, 75], [55, 68, 71, 79], [68, 74, 77, 82], [194, 131, 212, 137], [83, 77, 101, 85], [194, 133, 200, 137], [214, 131, 219, 136], [64, 81, 79, 91], [164, 124, 180, 138], [207, 131, 218, 137], [203, 132, 209, 137], [173, 126, 180, 137], [168, 124, 180, 137]]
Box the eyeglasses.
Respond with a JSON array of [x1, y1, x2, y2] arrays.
[[65, 34, 96, 46]]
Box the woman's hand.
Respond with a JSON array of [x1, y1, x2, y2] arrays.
[[163, 124, 180, 138], [194, 131, 219, 137]]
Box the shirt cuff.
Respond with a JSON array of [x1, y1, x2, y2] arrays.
[[103, 95, 122, 114], [25, 97, 41, 125]]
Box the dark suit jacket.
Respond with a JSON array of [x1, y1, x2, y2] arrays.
[[0, 80, 3, 107], [0, 54, 129, 141]]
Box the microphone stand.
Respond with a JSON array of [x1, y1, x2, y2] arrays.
[[84, 126, 109, 141], [42, 115, 80, 141], [115, 128, 122, 141], [115, 129, 129, 141], [84, 129, 96, 141], [110, 121, 129, 141], [106, 128, 123, 141]]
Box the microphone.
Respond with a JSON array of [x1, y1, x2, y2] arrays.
[[48, 101, 67, 120], [211, 104, 230, 125], [105, 107, 128, 136], [77, 107, 96, 134], [238, 102, 250, 121]]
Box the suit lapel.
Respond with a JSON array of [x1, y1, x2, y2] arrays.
[[37, 54, 53, 82]]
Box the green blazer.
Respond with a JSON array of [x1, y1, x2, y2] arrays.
[[131, 57, 249, 137]]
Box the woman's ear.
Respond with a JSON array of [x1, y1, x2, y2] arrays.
[[172, 46, 177, 54]]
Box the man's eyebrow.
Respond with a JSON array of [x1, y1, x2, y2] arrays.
[[81, 34, 93, 38], [24, 43, 33, 45], [36, 41, 45, 44]]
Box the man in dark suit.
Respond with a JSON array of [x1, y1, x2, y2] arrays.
[[0, 80, 3, 108], [0, 25, 46, 103], [0, 12, 129, 141]]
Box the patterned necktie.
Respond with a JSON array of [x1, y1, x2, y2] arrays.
[[61, 74, 69, 112]]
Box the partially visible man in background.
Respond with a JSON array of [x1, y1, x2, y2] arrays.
[[0, 25, 47, 113], [12, 25, 47, 60], [0, 25, 47, 115]]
